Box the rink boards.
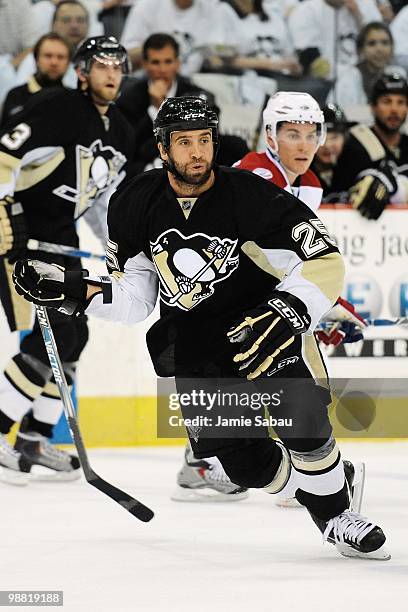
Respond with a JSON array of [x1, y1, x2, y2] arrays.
[[1, 207, 408, 446]]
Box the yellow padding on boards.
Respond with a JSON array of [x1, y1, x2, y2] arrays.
[[5, 396, 408, 447], [78, 396, 186, 447], [78, 395, 408, 445]]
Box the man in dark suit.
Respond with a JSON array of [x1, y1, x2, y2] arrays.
[[117, 33, 209, 171]]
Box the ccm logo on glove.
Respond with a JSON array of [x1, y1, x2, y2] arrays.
[[267, 297, 309, 331]]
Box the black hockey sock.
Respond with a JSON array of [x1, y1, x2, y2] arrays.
[[0, 409, 16, 434], [296, 482, 349, 522], [19, 412, 53, 438]]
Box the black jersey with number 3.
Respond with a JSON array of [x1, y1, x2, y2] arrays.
[[0, 88, 134, 247]]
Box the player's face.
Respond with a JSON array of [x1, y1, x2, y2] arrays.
[[362, 29, 393, 70], [316, 130, 345, 165], [160, 129, 214, 185], [36, 40, 70, 81], [373, 94, 408, 133], [86, 59, 123, 104], [53, 4, 89, 48], [275, 122, 319, 177], [143, 46, 180, 87]]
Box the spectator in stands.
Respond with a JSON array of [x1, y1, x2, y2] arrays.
[[332, 73, 408, 219], [0, 0, 40, 69], [311, 103, 350, 200], [121, 0, 240, 75], [16, 1, 91, 89], [375, 0, 394, 24], [117, 33, 207, 170], [334, 21, 405, 106], [1, 34, 71, 129], [213, 0, 301, 77], [31, 0, 102, 40], [117, 33, 249, 170], [288, 0, 382, 80], [390, 6, 408, 72]]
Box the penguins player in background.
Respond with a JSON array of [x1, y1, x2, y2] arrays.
[[12, 96, 389, 560], [0, 36, 134, 484], [332, 73, 408, 219]]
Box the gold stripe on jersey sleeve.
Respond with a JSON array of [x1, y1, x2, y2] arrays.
[[4, 360, 43, 400], [15, 149, 65, 192], [241, 241, 286, 281], [303, 334, 329, 389], [4, 258, 32, 330], [301, 251, 345, 304], [350, 124, 385, 162], [0, 151, 20, 184]]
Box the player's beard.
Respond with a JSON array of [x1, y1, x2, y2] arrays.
[[375, 114, 406, 135], [35, 71, 64, 87], [166, 155, 213, 186]]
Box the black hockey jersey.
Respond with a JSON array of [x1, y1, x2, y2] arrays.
[[0, 76, 66, 130], [331, 124, 408, 194], [0, 88, 134, 248], [97, 167, 344, 376]]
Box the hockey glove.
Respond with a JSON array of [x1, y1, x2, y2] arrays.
[[0, 196, 27, 261], [12, 260, 88, 316], [349, 160, 398, 220], [316, 297, 367, 346], [227, 291, 311, 380]]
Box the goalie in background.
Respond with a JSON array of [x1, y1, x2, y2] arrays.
[[331, 72, 408, 220]]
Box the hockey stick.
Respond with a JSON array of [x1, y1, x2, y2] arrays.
[[27, 239, 105, 262], [319, 318, 408, 329], [35, 304, 154, 522]]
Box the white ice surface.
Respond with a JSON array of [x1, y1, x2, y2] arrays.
[[2, 442, 407, 612]]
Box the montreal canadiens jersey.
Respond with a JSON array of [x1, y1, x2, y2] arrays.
[[234, 148, 323, 213], [87, 166, 344, 376], [0, 88, 134, 247]]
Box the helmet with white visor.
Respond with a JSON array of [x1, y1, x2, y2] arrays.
[[263, 91, 326, 154]]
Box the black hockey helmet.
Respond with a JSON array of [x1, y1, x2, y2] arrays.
[[73, 36, 130, 75], [322, 103, 348, 133], [370, 72, 408, 104], [153, 96, 219, 150]]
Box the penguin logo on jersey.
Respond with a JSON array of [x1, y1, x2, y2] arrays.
[[53, 139, 126, 218], [151, 229, 239, 311]]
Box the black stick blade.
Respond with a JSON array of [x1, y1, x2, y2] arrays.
[[88, 471, 154, 522]]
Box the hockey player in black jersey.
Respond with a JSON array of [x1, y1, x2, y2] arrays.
[[0, 36, 134, 484], [332, 73, 408, 219], [12, 96, 389, 560]]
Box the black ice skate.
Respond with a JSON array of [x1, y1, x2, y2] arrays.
[[310, 461, 390, 560], [343, 459, 365, 513], [15, 431, 81, 482]]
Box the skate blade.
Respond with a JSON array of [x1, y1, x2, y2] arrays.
[[0, 467, 29, 486], [350, 462, 365, 514], [336, 543, 391, 561], [171, 485, 248, 502], [30, 467, 81, 482], [275, 497, 302, 508]]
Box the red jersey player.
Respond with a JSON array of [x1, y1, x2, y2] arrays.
[[235, 92, 366, 349]]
